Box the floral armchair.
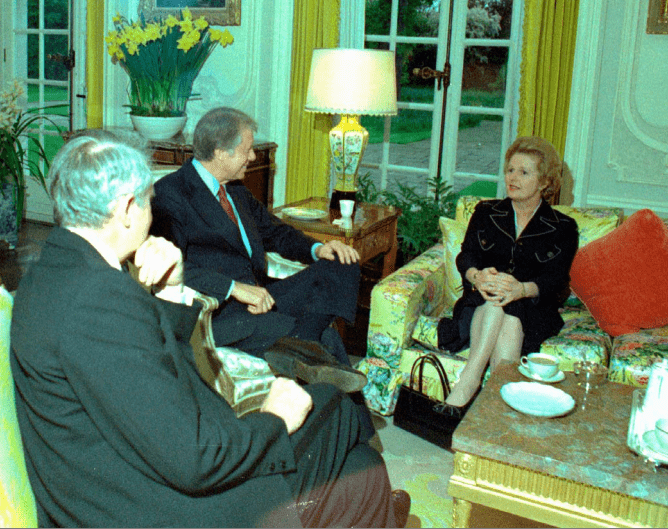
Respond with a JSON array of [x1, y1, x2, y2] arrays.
[[356, 196, 668, 416]]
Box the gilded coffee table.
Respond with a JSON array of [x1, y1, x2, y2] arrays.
[[448, 363, 668, 528]]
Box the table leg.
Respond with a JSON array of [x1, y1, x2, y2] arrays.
[[452, 497, 472, 528], [381, 231, 398, 278]]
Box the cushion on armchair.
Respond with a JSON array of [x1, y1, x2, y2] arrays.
[[570, 209, 668, 336], [0, 286, 37, 527]]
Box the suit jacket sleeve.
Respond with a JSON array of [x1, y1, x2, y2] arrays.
[[57, 272, 297, 493]]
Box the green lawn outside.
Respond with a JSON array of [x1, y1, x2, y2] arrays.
[[363, 86, 504, 144]]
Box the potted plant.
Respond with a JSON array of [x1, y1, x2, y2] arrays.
[[106, 8, 234, 140], [0, 81, 54, 249], [357, 171, 457, 265]]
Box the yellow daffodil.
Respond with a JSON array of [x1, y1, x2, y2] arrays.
[[105, 9, 234, 117], [165, 15, 179, 28], [194, 17, 208, 31], [144, 23, 161, 42], [179, 18, 194, 33], [126, 41, 139, 56]]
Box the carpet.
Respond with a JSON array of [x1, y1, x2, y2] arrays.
[[372, 414, 552, 528], [371, 415, 454, 528]]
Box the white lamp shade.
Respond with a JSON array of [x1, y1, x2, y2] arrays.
[[305, 48, 398, 116]]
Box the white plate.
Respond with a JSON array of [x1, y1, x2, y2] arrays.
[[281, 207, 328, 221], [518, 364, 565, 384], [500, 381, 575, 418], [642, 430, 668, 463]]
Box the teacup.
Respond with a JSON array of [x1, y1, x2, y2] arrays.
[[655, 418, 668, 452], [339, 200, 355, 218], [521, 353, 559, 379], [573, 361, 608, 391]]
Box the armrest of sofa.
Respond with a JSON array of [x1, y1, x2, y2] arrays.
[[366, 244, 447, 368], [358, 244, 447, 415]]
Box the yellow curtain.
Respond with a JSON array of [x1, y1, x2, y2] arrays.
[[518, 0, 580, 157], [284, 0, 341, 203], [86, 0, 105, 128]]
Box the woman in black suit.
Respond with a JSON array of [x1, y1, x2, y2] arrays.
[[439, 137, 579, 418]]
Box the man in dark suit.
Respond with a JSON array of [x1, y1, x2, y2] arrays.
[[151, 107, 364, 388], [10, 134, 409, 527]]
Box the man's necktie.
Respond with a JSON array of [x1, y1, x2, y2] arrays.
[[217, 185, 239, 228]]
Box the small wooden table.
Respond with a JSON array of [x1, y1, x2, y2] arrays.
[[271, 197, 400, 279], [448, 364, 668, 528]]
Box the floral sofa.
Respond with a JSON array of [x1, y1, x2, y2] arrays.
[[356, 196, 668, 416]]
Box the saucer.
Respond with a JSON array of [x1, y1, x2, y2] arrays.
[[518, 364, 565, 384], [642, 430, 668, 462]]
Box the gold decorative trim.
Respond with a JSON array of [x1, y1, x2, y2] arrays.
[[449, 452, 668, 528], [138, 0, 241, 26]]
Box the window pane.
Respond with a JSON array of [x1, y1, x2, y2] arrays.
[[397, 0, 438, 38], [466, 1, 510, 40], [462, 47, 507, 107], [45, 34, 69, 81], [45, 0, 69, 29], [365, 0, 390, 36], [27, 0, 39, 28], [363, 109, 433, 166], [27, 34, 39, 79], [455, 115, 502, 178]]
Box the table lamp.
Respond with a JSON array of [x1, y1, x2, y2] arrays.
[[305, 48, 398, 212]]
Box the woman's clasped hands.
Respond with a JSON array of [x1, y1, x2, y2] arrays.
[[473, 267, 525, 307]]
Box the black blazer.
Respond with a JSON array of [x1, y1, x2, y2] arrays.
[[457, 198, 579, 303], [151, 160, 319, 302], [10, 229, 303, 527], [446, 198, 579, 353]]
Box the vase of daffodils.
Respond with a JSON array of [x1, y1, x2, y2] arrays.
[[106, 8, 234, 141], [0, 81, 54, 249]]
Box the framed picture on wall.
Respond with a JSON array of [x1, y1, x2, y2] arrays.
[[138, 0, 240, 26], [647, 0, 668, 34]]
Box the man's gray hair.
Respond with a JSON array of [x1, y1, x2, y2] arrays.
[[193, 107, 258, 161], [49, 134, 153, 229]]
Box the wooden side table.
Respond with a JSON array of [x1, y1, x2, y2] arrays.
[[63, 129, 277, 208], [150, 135, 277, 208], [271, 197, 400, 279]]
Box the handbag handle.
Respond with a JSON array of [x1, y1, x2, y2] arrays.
[[409, 353, 451, 399]]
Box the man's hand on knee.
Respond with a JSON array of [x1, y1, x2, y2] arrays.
[[315, 240, 359, 264], [231, 282, 275, 314], [261, 378, 313, 434]]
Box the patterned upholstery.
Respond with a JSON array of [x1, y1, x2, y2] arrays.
[[357, 197, 668, 416], [609, 327, 668, 387], [0, 286, 37, 527]]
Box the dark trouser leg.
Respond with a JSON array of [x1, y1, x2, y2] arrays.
[[286, 384, 395, 528]]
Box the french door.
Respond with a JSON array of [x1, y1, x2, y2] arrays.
[[3, 0, 86, 222], [361, 0, 522, 200]]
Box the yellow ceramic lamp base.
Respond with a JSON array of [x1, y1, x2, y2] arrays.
[[329, 115, 368, 193]]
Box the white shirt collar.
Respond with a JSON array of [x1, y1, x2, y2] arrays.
[[192, 159, 221, 196]]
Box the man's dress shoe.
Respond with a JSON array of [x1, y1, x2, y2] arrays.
[[264, 336, 367, 393]]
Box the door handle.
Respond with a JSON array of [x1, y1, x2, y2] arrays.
[[412, 65, 451, 91], [47, 49, 75, 71]]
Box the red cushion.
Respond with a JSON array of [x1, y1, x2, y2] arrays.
[[569, 209, 668, 337]]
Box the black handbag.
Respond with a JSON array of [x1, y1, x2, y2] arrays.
[[393, 353, 457, 450]]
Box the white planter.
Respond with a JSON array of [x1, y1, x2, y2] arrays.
[[130, 115, 187, 141]]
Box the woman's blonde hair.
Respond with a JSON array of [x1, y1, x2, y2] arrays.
[[504, 136, 571, 202]]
